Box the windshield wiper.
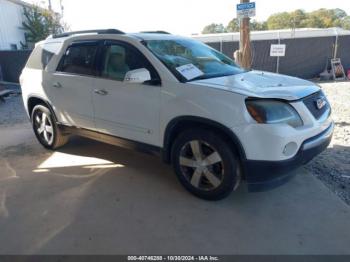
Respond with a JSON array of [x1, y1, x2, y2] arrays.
[[187, 73, 235, 82], [187, 75, 210, 82]]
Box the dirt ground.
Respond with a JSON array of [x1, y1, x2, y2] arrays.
[[304, 81, 350, 205]]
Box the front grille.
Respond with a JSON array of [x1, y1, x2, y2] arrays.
[[303, 91, 330, 120]]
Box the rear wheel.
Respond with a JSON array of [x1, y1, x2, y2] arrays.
[[171, 129, 241, 200], [31, 104, 69, 149]]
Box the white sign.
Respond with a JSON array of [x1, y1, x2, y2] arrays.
[[236, 2, 256, 19], [270, 44, 286, 57], [176, 64, 204, 81]]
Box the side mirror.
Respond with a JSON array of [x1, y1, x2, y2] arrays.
[[124, 68, 151, 84]]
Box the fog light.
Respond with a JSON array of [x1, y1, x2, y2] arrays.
[[283, 142, 298, 156]]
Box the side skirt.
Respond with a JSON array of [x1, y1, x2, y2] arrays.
[[58, 124, 162, 157]]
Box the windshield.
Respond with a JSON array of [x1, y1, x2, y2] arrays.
[[145, 38, 246, 82]]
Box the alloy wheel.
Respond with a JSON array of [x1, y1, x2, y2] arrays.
[[33, 110, 54, 145], [179, 140, 224, 191]]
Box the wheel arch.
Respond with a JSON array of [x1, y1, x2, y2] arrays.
[[162, 116, 246, 164], [27, 96, 58, 122]]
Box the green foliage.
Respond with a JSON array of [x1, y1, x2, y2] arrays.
[[340, 16, 350, 30], [250, 20, 268, 31], [202, 8, 350, 34], [266, 12, 292, 29], [202, 23, 227, 34], [21, 5, 64, 48], [226, 18, 240, 32], [226, 19, 267, 32], [267, 8, 350, 30]]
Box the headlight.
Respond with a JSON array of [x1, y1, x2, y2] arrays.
[[245, 99, 303, 128]]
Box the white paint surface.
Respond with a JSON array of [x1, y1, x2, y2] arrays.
[[0, 0, 26, 50]]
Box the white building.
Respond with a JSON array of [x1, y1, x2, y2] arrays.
[[0, 0, 32, 50]]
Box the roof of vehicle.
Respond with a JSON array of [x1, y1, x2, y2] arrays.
[[43, 29, 191, 44]]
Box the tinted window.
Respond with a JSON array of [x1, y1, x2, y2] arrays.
[[101, 43, 158, 81], [26, 42, 62, 70], [57, 43, 98, 76]]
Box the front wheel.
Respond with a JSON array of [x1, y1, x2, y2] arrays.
[[31, 104, 69, 149], [171, 129, 241, 200]]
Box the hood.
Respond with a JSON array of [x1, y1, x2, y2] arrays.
[[191, 70, 320, 100]]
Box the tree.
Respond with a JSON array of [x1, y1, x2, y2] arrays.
[[226, 18, 240, 32], [340, 16, 350, 30], [289, 9, 307, 28], [202, 8, 350, 34], [202, 23, 226, 34], [21, 5, 65, 48], [266, 12, 293, 29], [303, 9, 335, 28], [225, 19, 267, 33], [266, 8, 350, 30], [250, 20, 268, 31]]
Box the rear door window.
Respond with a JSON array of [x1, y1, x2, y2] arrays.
[[57, 42, 98, 76]]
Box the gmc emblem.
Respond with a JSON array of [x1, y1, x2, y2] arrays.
[[315, 97, 327, 110]]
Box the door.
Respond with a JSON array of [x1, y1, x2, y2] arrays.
[[92, 41, 161, 146], [44, 41, 99, 130]]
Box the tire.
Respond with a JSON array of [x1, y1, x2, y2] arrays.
[[171, 129, 241, 200], [31, 104, 69, 149]]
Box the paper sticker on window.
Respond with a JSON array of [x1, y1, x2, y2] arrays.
[[176, 64, 204, 80]]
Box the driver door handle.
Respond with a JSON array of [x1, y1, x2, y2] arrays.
[[94, 89, 108, 96]]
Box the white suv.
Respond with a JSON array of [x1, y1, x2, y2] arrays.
[[20, 29, 334, 200]]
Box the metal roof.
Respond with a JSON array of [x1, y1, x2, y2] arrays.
[[3, 0, 33, 9], [192, 28, 350, 43]]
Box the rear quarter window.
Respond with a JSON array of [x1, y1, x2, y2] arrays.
[[25, 42, 62, 70]]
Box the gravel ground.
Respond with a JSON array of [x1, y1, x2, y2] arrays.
[[0, 95, 27, 125], [0, 82, 349, 205], [304, 81, 350, 205]]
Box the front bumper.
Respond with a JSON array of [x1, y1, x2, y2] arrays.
[[243, 122, 334, 192]]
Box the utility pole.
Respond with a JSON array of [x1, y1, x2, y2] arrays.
[[60, 0, 64, 17], [48, 0, 52, 11], [237, 0, 252, 69]]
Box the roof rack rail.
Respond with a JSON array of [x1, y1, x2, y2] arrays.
[[52, 29, 125, 39], [141, 31, 171, 34]]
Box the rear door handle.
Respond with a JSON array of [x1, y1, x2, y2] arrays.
[[53, 82, 62, 88], [94, 89, 108, 96]]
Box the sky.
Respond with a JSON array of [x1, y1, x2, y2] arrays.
[[28, 0, 350, 35]]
